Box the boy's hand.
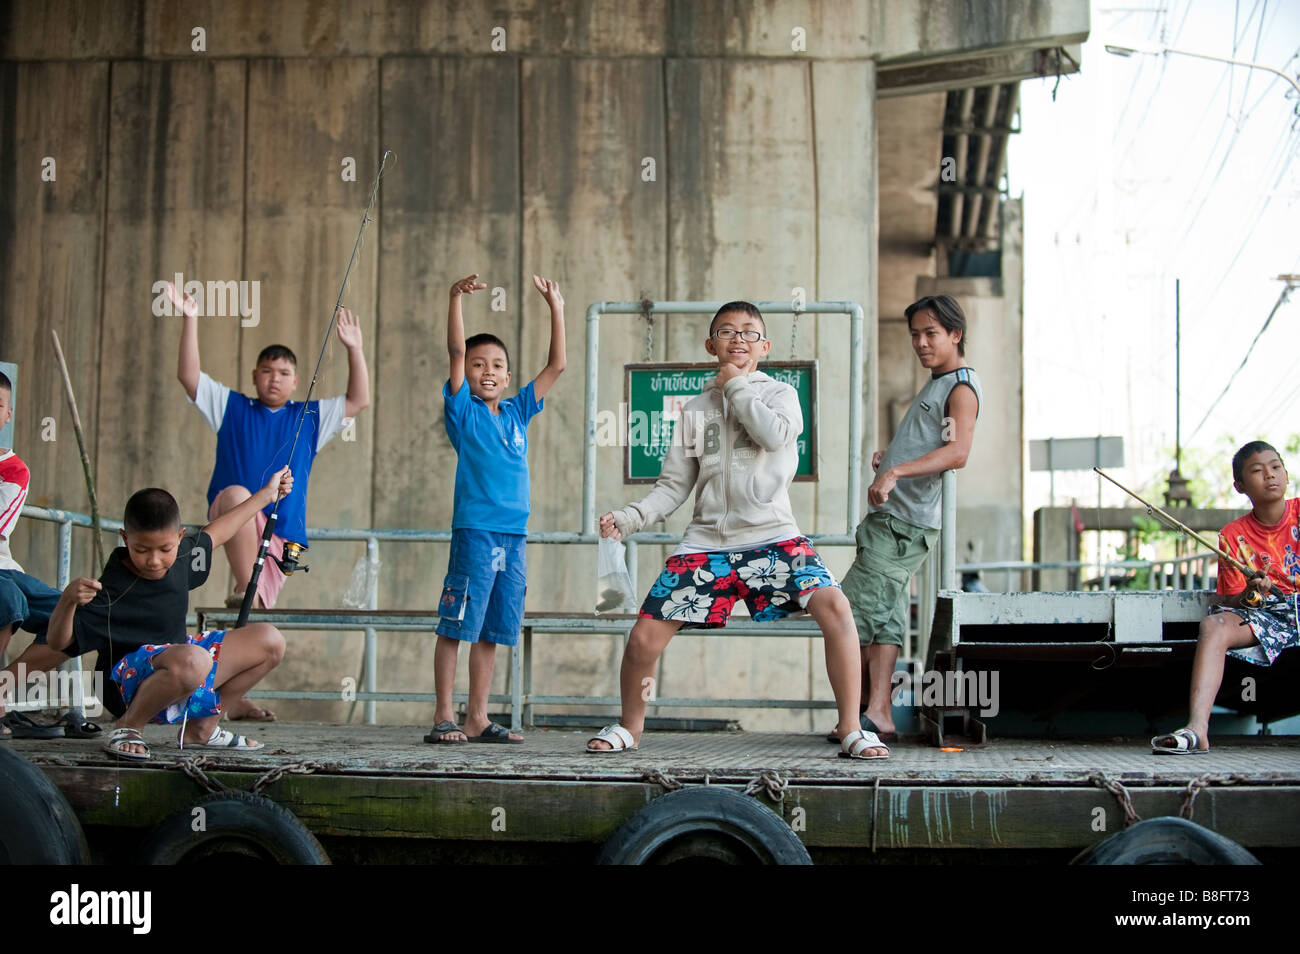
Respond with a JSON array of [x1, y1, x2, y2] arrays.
[[532, 274, 564, 310], [262, 466, 293, 503], [599, 512, 622, 541], [714, 361, 749, 389], [451, 274, 487, 298], [867, 467, 898, 507], [335, 306, 363, 350], [63, 577, 102, 606], [165, 281, 199, 320], [872, 450, 884, 472]]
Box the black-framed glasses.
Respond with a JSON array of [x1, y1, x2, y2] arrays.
[[712, 329, 766, 343]]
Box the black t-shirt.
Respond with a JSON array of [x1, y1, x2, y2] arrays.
[[72, 531, 213, 682]]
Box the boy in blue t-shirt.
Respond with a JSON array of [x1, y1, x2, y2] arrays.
[[171, 282, 370, 720], [425, 273, 565, 745]]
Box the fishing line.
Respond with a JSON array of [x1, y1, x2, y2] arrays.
[[235, 149, 393, 628]]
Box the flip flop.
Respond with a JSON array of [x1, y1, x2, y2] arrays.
[[1, 710, 64, 739], [1151, 727, 1209, 755], [423, 720, 468, 743], [183, 726, 264, 750], [467, 722, 524, 744], [827, 713, 898, 744], [861, 715, 899, 744], [586, 723, 637, 753], [55, 709, 103, 738], [227, 706, 277, 723], [839, 728, 890, 761], [103, 727, 150, 761]]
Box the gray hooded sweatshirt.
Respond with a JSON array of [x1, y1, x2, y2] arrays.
[[611, 370, 803, 550]]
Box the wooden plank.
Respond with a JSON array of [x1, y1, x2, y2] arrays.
[[239, 57, 379, 722], [96, 59, 245, 613], [372, 56, 519, 723], [39, 763, 1300, 850], [0, 61, 109, 583], [662, 58, 818, 731]]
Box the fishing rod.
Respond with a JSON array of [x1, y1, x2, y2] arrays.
[[1093, 467, 1288, 600], [236, 149, 393, 628]]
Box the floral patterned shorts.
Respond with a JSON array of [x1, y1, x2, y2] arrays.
[[638, 536, 839, 629], [1210, 594, 1300, 667]]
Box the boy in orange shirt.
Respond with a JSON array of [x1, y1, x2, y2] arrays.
[[1152, 441, 1299, 754]]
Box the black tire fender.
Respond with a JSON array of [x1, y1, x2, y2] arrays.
[[0, 745, 90, 864], [138, 790, 330, 865], [598, 786, 812, 865], [1072, 816, 1260, 865]]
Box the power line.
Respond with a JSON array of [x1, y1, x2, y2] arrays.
[[1188, 281, 1296, 441]]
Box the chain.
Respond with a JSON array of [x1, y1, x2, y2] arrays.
[[1179, 773, 1214, 820], [176, 756, 229, 794], [789, 308, 800, 359], [641, 298, 655, 362], [642, 768, 683, 792], [743, 769, 789, 804], [1088, 771, 1140, 827], [250, 759, 323, 795]]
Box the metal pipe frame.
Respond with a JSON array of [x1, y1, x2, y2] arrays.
[[582, 300, 865, 537]]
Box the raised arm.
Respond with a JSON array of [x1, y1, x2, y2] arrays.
[[202, 467, 293, 549], [334, 306, 370, 418], [530, 275, 566, 400], [447, 274, 486, 393], [868, 383, 977, 507], [170, 282, 201, 401]]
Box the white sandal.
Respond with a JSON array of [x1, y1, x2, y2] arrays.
[[839, 728, 889, 761], [1151, 727, 1208, 755], [586, 723, 637, 753], [180, 725, 264, 750]]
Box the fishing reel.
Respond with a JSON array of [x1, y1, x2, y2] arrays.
[[275, 541, 310, 576]]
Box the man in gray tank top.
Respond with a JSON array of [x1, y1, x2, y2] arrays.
[[833, 296, 981, 751]]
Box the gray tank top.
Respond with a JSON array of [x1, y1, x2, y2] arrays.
[[875, 366, 982, 530]]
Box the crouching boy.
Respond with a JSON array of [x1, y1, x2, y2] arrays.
[[45, 469, 294, 760]]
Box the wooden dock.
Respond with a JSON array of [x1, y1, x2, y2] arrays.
[[15, 724, 1300, 862]]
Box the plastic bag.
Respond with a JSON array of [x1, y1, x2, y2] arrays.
[[340, 551, 382, 609], [595, 536, 638, 614]]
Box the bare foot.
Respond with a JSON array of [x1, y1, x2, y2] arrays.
[[224, 697, 276, 721]]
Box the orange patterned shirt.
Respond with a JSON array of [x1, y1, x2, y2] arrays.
[[1216, 497, 1300, 596]]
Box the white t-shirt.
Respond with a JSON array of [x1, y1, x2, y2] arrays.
[[190, 371, 351, 453]]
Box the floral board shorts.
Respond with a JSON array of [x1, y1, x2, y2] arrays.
[[638, 536, 838, 629], [1210, 594, 1300, 667], [111, 630, 226, 725]]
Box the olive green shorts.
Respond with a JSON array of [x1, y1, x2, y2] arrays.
[[840, 511, 938, 647]]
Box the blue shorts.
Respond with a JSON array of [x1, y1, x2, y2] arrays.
[[0, 569, 62, 643], [111, 631, 226, 725], [436, 530, 526, 646]]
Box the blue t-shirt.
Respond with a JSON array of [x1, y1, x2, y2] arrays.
[[443, 379, 543, 534], [206, 393, 322, 547]]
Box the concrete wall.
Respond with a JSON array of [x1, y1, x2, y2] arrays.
[[0, 1, 1079, 729], [917, 198, 1025, 569]]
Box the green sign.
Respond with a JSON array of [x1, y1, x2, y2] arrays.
[[623, 361, 818, 483]]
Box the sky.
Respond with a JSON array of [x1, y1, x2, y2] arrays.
[[1008, 0, 1300, 515]]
